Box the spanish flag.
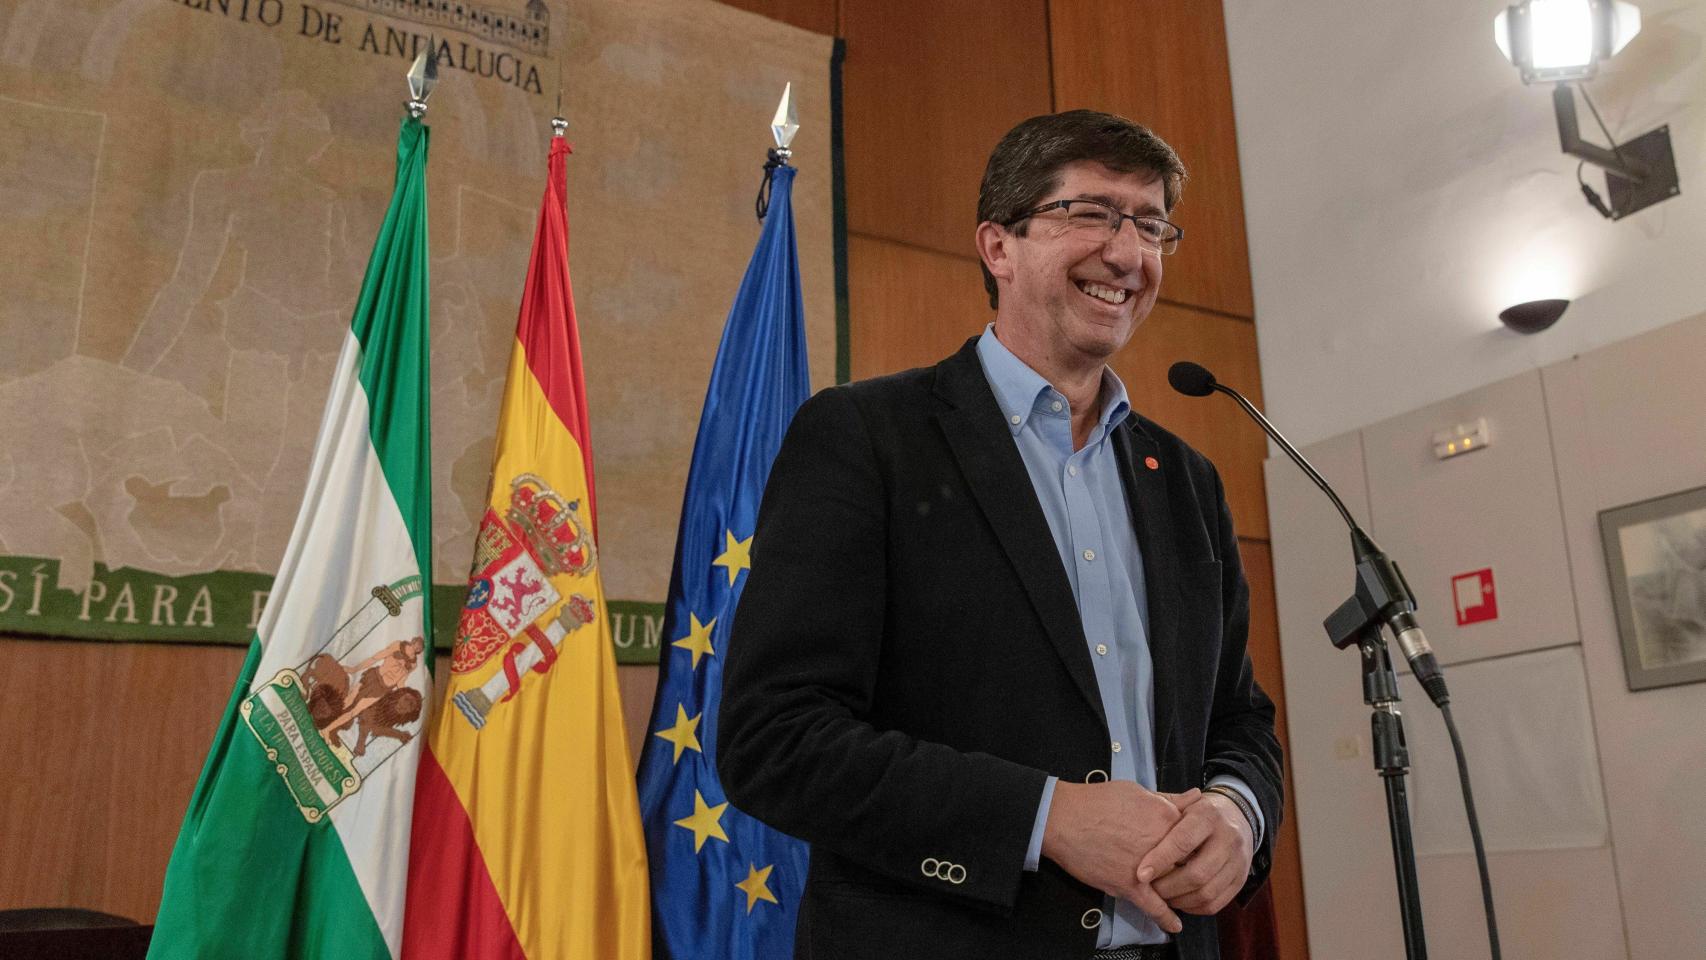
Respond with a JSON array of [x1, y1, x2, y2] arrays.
[[401, 126, 649, 960]]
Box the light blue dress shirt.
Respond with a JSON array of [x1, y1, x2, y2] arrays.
[[974, 326, 1262, 948]]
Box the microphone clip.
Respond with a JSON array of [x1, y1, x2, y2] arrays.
[[1325, 529, 1415, 651], [1326, 528, 1451, 708]]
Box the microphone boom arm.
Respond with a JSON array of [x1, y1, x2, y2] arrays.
[[1211, 383, 1359, 531]]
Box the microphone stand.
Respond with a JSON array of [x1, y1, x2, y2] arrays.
[[1327, 533, 1430, 960], [1201, 377, 1432, 959]]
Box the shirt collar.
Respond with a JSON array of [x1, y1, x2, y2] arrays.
[[975, 324, 1131, 436]]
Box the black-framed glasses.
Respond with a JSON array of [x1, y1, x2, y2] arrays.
[[1006, 199, 1183, 255]]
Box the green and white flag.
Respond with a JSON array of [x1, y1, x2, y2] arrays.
[[151, 116, 434, 960]]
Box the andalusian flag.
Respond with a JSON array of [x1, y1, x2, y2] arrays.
[[151, 116, 434, 959], [401, 127, 650, 960], [636, 158, 811, 958]]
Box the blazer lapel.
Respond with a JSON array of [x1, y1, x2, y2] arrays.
[[933, 341, 1107, 727], [1113, 419, 1181, 774]]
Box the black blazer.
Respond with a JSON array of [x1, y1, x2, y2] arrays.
[[719, 338, 1282, 960]]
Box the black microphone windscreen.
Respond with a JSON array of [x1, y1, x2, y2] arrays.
[[1167, 361, 1217, 397]]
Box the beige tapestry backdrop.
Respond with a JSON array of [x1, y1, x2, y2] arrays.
[[0, 0, 837, 658]]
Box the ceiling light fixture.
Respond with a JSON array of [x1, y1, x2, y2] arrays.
[[1493, 1, 1679, 219]]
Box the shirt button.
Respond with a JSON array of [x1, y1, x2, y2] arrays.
[[1010, 414, 1022, 426], [1095, 643, 1108, 656], [1068, 465, 1078, 477], [1082, 549, 1096, 562], [1051, 400, 1063, 412], [1111, 741, 1123, 753]]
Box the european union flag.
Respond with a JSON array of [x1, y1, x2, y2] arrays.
[[636, 160, 812, 959]]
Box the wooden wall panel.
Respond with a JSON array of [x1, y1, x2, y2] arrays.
[[0, 635, 664, 923], [1239, 540, 1311, 960], [846, 236, 993, 380], [840, 0, 1053, 257], [0, 638, 245, 921], [1110, 299, 1269, 539], [618, 664, 660, 773], [1050, 0, 1255, 320]]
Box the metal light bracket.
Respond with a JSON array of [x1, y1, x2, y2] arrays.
[[1554, 83, 1680, 219]]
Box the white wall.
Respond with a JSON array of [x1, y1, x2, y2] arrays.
[[1226, 4, 1706, 953], [1266, 312, 1706, 960], [1225, 0, 1706, 447], [1543, 315, 1706, 957]]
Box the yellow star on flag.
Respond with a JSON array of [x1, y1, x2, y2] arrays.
[[712, 530, 754, 587], [672, 612, 716, 669], [653, 704, 703, 764], [735, 862, 780, 914], [673, 790, 730, 853]]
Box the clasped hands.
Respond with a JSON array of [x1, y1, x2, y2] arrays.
[[1040, 780, 1254, 934]]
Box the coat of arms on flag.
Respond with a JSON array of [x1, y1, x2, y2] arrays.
[[451, 472, 598, 730], [241, 576, 428, 823]]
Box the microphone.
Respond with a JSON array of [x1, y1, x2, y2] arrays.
[[1167, 361, 1450, 708], [1167, 361, 1216, 397]]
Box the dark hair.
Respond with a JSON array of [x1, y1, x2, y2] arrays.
[[976, 109, 1186, 308]]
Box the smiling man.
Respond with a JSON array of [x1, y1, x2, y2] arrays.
[[720, 110, 1283, 960]]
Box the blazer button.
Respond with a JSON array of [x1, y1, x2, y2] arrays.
[[1085, 769, 1109, 783], [1081, 908, 1103, 929], [947, 863, 967, 885]]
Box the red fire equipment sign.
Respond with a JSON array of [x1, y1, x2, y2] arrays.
[[1452, 568, 1498, 626]]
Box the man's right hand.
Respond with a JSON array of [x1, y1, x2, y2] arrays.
[[1040, 781, 1201, 934]]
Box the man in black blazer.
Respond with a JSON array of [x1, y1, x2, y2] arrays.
[[719, 110, 1282, 960]]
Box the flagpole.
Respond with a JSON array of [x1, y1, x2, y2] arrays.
[[770, 81, 797, 164], [406, 38, 439, 119], [755, 83, 799, 221]]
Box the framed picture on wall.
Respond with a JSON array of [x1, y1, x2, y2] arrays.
[[1600, 485, 1706, 691]]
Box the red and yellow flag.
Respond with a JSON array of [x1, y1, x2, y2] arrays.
[[402, 132, 649, 960]]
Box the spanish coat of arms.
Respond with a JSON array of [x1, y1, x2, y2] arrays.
[[452, 472, 598, 729]]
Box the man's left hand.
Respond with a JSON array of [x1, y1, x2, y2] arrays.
[[1133, 791, 1254, 915]]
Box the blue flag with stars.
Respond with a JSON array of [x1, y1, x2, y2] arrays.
[[637, 161, 812, 959]]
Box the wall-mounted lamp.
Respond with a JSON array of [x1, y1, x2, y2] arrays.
[[1499, 297, 1570, 333], [1493, 1, 1679, 219]]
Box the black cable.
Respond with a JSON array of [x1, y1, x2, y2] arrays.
[[754, 148, 789, 221], [1578, 160, 1614, 218], [1440, 702, 1502, 960]]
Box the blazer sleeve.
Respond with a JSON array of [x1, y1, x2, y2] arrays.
[[1198, 462, 1285, 902], [718, 386, 1049, 912]]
